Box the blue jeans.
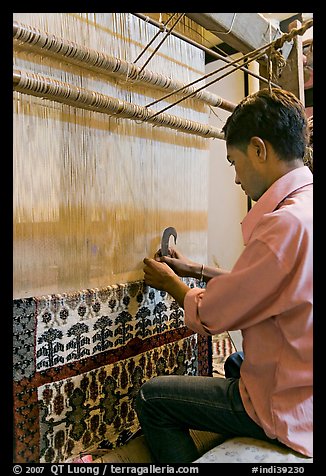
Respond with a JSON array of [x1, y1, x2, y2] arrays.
[[135, 351, 277, 463]]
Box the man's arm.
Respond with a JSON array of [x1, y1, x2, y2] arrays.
[[155, 249, 229, 283]]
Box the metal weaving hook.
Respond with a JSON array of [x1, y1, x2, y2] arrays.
[[161, 227, 177, 256]]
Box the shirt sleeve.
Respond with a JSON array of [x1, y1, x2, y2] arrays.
[[184, 238, 290, 335]]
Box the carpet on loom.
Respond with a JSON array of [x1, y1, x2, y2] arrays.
[[13, 278, 212, 463]]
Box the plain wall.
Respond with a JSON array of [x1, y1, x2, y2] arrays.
[[206, 55, 248, 271]]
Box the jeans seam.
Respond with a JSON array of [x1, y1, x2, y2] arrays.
[[139, 393, 246, 414]]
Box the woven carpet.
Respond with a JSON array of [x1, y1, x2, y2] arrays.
[[13, 278, 211, 463], [212, 331, 236, 378], [67, 332, 237, 463]]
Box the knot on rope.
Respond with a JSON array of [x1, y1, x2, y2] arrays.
[[270, 18, 313, 52]]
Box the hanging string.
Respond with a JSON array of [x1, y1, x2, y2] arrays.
[[145, 18, 313, 120], [145, 41, 277, 117], [268, 20, 273, 94], [137, 13, 186, 74], [209, 13, 236, 35], [133, 12, 279, 89], [145, 32, 281, 110], [133, 13, 177, 64]]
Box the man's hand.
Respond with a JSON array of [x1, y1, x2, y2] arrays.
[[143, 257, 178, 291], [154, 248, 199, 278], [143, 257, 190, 308]]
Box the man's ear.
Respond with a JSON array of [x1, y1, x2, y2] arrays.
[[249, 136, 267, 161]]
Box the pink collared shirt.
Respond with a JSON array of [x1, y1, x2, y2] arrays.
[[184, 166, 313, 457]]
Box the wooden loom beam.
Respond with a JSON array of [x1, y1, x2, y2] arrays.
[[13, 19, 236, 113], [13, 69, 225, 140]]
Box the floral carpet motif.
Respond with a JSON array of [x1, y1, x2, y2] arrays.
[[13, 279, 211, 463]]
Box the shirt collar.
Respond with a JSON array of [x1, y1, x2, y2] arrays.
[[241, 166, 313, 245]]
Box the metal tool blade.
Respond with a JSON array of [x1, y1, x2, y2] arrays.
[[161, 227, 177, 256]]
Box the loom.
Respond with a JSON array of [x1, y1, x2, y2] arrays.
[[12, 12, 312, 464], [13, 13, 231, 298], [13, 12, 219, 463]]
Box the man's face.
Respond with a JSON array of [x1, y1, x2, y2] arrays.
[[226, 142, 267, 202]]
